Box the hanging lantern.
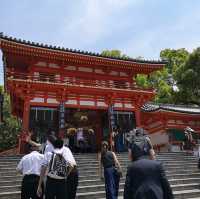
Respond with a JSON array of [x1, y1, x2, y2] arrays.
[[67, 128, 77, 135], [88, 129, 94, 134], [80, 115, 88, 121]]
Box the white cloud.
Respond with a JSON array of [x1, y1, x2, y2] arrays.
[[59, 0, 143, 48], [120, 3, 200, 59]]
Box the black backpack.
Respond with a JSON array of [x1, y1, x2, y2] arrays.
[[131, 135, 150, 157], [48, 153, 69, 178]]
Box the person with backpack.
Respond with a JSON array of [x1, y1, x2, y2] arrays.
[[37, 138, 73, 199], [124, 138, 174, 199], [128, 128, 156, 160], [183, 127, 195, 154], [98, 141, 122, 199]]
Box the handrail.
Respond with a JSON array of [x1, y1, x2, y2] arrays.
[[6, 71, 153, 92]]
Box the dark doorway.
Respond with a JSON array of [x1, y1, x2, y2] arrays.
[[29, 107, 58, 143]]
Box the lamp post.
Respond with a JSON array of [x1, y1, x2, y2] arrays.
[[167, 74, 179, 92]]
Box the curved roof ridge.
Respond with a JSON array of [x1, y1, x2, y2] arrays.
[[0, 32, 167, 65]]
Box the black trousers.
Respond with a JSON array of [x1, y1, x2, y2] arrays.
[[21, 174, 43, 199], [66, 167, 79, 199], [45, 177, 66, 199]]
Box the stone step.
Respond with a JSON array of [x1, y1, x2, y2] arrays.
[[0, 176, 199, 188], [0, 167, 198, 178], [0, 185, 21, 193], [0, 165, 199, 176], [0, 180, 21, 187], [77, 182, 199, 194], [0, 163, 198, 171], [0, 155, 197, 161], [0, 159, 197, 167], [1, 179, 198, 194], [0, 191, 20, 199], [1, 171, 200, 183], [0, 152, 193, 158], [77, 187, 200, 199], [0, 159, 197, 166], [0, 152, 199, 199], [114, 190, 200, 199], [174, 189, 200, 199], [0, 161, 198, 171], [1, 188, 200, 199]]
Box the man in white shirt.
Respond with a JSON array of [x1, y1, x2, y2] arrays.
[[37, 138, 77, 199], [16, 145, 44, 199]]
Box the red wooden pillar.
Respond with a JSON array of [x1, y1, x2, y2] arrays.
[[22, 99, 30, 130], [19, 98, 30, 154], [95, 113, 102, 152]]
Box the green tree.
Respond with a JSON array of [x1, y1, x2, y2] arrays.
[[160, 48, 189, 74], [0, 85, 21, 151], [175, 47, 200, 105], [135, 74, 149, 89], [135, 68, 173, 103], [149, 68, 173, 103], [135, 48, 189, 104], [101, 50, 129, 59]]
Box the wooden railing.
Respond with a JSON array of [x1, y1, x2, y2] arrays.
[[7, 71, 153, 92]]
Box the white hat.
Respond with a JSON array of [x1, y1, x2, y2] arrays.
[[185, 126, 194, 132]]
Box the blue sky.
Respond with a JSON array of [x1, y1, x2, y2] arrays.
[[1, 0, 200, 85]]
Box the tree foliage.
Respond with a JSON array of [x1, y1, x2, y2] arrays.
[[160, 48, 189, 74], [135, 68, 173, 103], [175, 48, 200, 105], [135, 48, 190, 104], [101, 50, 129, 59], [0, 85, 21, 151]]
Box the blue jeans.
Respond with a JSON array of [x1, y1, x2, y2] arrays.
[[104, 167, 120, 199]]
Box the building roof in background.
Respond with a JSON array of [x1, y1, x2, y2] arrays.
[[141, 103, 200, 114]]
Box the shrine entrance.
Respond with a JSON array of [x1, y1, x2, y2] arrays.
[[29, 107, 135, 152]]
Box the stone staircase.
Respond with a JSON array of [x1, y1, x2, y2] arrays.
[[0, 152, 200, 199]]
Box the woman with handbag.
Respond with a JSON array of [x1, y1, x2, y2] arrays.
[[98, 141, 122, 199]]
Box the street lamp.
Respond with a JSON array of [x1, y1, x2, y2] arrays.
[[167, 74, 179, 92]]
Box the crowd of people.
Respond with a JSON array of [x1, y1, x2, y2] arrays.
[[17, 133, 78, 199], [17, 127, 182, 199], [99, 128, 174, 199]]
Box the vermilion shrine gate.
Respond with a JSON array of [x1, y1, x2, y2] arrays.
[[1, 33, 200, 153]]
